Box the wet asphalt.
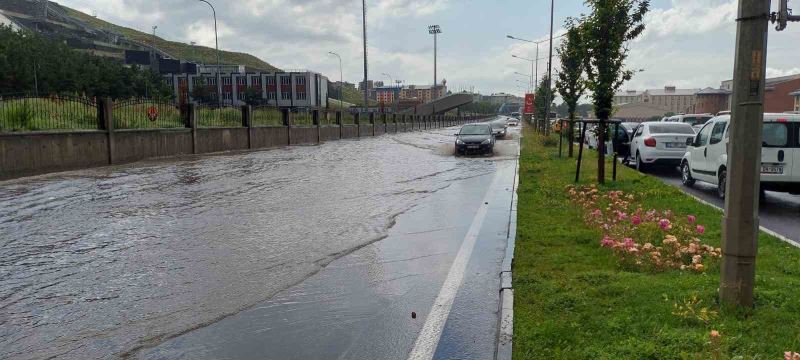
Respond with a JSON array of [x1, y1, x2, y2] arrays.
[[647, 167, 800, 245], [0, 121, 520, 360]]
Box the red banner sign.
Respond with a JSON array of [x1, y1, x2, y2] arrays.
[[523, 93, 535, 114]]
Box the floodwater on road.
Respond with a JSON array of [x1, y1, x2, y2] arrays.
[[0, 123, 516, 359]]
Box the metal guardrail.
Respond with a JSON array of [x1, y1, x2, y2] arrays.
[[0, 94, 99, 132]]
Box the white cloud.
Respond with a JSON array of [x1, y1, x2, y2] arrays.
[[643, 0, 737, 38]]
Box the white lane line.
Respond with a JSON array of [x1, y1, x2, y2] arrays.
[[407, 172, 501, 360], [679, 191, 800, 249]]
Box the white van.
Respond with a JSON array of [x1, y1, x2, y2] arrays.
[[664, 114, 714, 133], [680, 113, 800, 198]]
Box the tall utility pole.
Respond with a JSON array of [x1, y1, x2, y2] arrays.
[[198, 0, 221, 108], [362, 0, 369, 110], [428, 25, 441, 100], [719, 0, 769, 308], [543, 0, 555, 135]]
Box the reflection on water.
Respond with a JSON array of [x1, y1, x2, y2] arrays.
[[0, 127, 498, 359]]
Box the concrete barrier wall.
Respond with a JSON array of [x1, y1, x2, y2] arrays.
[[290, 127, 319, 145], [341, 125, 358, 139], [359, 125, 373, 137], [1, 112, 495, 180], [196, 127, 250, 154], [114, 129, 193, 164], [320, 126, 340, 142], [251, 126, 289, 148], [0, 131, 109, 180]]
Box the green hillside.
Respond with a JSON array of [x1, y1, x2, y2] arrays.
[[59, 5, 280, 72], [330, 84, 377, 107]]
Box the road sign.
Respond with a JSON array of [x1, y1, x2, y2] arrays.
[[523, 94, 535, 114], [147, 106, 159, 121]]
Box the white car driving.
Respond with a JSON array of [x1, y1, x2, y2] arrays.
[[630, 122, 696, 172], [680, 113, 800, 198]]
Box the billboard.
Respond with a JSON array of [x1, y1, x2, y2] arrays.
[[523, 93, 535, 114]]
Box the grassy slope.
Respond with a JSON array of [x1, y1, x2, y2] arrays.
[[59, 5, 279, 72], [514, 126, 800, 359]]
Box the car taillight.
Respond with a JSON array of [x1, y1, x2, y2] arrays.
[[644, 137, 657, 147]]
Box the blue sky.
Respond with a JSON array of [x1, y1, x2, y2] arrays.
[[59, 0, 800, 99]]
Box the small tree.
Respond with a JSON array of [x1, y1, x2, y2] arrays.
[[555, 19, 587, 157], [534, 75, 554, 133], [190, 78, 213, 104], [582, 0, 649, 183], [243, 86, 263, 106]]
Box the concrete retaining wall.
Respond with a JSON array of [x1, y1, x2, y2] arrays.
[[290, 127, 319, 145], [1, 113, 491, 180], [0, 131, 109, 180], [114, 129, 193, 164], [251, 126, 289, 149], [196, 127, 250, 154]]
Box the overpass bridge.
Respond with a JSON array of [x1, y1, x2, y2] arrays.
[[401, 93, 474, 116]]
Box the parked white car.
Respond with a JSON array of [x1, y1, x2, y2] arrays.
[[630, 122, 696, 172], [681, 113, 800, 198], [663, 114, 714, 133]]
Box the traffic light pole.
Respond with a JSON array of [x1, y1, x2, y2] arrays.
[[720, 0, 770, 308]]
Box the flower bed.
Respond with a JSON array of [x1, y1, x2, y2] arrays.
[[566, 185, 721, 272]]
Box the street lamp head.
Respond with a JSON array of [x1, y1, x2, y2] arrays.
[[506, 35, 514, 39]]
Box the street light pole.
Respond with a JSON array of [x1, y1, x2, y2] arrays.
[[198, 0, 221, 108], [543, 0, 555, 135], [328, 51, 343, 109], [428, 25, 441, 100], [362, 0, 369, 110]]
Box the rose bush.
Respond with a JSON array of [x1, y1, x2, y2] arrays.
[[567, 184, 721, 272]]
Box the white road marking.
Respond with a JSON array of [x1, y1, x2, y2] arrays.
[[679, 191, 800, 248], [407, 171, 501, 360]]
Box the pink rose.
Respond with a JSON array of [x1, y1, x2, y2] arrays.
[[659, 219, 672, 230], [631, 215, 642, 225], [687, 215, 696, 223], [696, 225, 705, 234], [623, 238, 635, 248]]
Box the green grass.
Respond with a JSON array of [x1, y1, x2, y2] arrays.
[[0, 98, 98, 132], [196, 107, 243, 128], [252, 107, 283, 126], [513, 126, 800, 359], [61, 5, 279, 72]]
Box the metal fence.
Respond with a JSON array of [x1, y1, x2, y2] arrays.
[[252, 106, 283, 126], [291, 108, 313, 126], [341, 112, 356, 125], [197, 105, 243, 128], [319, 110, 337, 126], [113, 99, 186, 129], [0, 94, 98, 132]]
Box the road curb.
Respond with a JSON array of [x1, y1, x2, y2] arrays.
[[496, 135, 520, 360]]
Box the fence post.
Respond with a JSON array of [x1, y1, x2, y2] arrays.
[[99, 98, 115, 165], [336, 111, 343, 139], [313, 109, 321, 144], [188, 103, 198, 154], [242, 105, 252, 149], [283, 108, 292, 145], [370, 113, 375, 137], [382, 113, 387, 134], [355, 113, 361, 138]]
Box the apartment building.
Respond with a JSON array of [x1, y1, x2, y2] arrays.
[[721, 74, 800, 113], [164, 69, 328, 108], [613, 86, 700, 114]]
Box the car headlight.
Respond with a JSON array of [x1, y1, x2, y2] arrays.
[[456, 139, 465, 145], [481, 139, 491, 144]]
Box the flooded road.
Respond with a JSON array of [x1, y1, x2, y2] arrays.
[[0, 122, 520, 359]]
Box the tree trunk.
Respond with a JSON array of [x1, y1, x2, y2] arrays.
[[568, 112, 575, 158], [597, 119, 606, 184]]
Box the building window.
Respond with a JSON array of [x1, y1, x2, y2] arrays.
[[223, 77, 232, 86], [280, 77, 291, 85], [266, 77, 275, 85], [238, 91, 245, 100], [297, 77, 306, 85], [252, 77, 262, 86], [267, 92, 276, 100], [207, 77, 217, 85], [237, 77, 247, 85], [281, 92, 290, 100], [223, 92, 232, 100], [297, 92, 307, 100]]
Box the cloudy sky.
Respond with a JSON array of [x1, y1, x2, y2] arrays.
[[58, 0, 800, 98]]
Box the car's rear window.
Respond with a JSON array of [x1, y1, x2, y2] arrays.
[[460, 125, 490, 135], [763, 123, 788, 147], [649, 124, 695, 134], [681, 117, 712, 126]]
